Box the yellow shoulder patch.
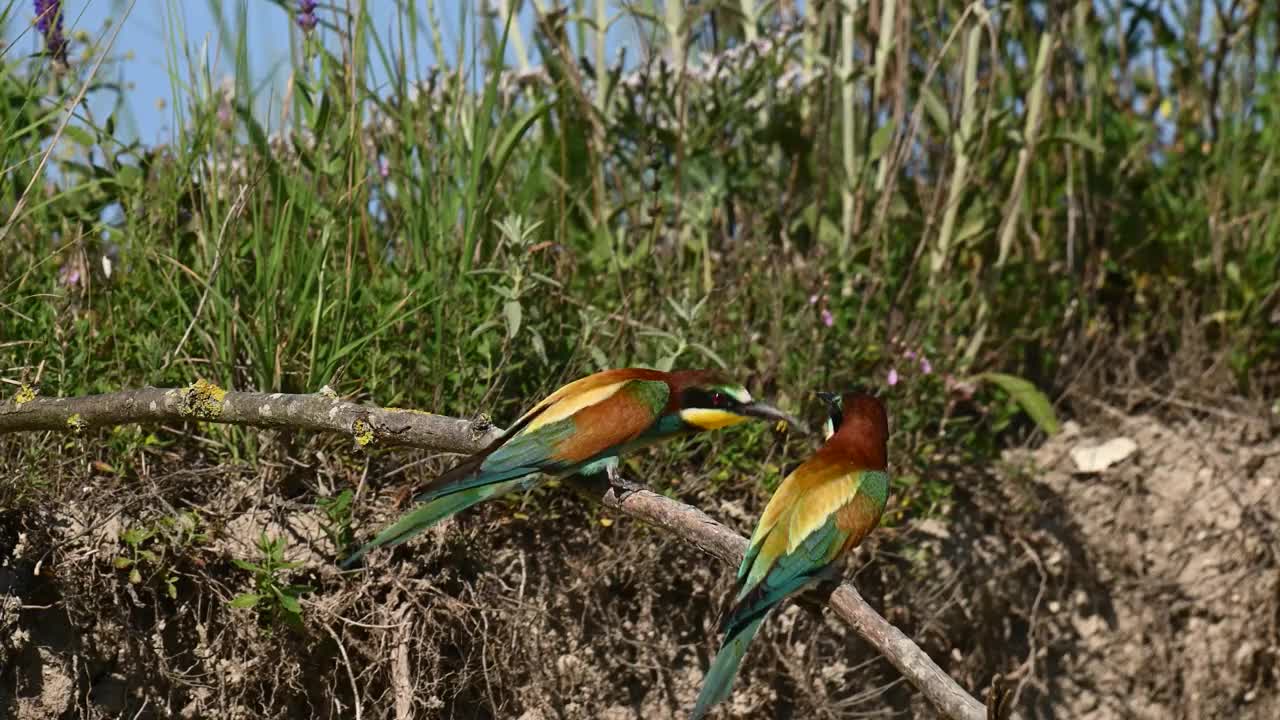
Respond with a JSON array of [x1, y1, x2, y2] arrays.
[[524, 380, 631, 431], [785, 471, 861, 554]]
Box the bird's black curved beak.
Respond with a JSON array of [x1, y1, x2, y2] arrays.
[[740, 401, 809, 434]]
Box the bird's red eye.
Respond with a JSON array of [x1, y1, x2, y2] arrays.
[[711, 392, 726, 407]]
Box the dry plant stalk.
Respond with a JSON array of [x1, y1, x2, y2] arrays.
[[1, 382, 1010, 720]]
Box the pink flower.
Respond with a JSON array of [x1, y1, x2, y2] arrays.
[[903, 349, 916, 360], [887, 368, 899, 386], [58, 256, 84, 288], [808, 293, 819, 305], [920, 357, 932, 374], [820, 308, 833, 327]]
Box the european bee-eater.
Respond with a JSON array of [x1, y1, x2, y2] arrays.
[[339, 368, 803, 569], [689, 390, 889, 719]]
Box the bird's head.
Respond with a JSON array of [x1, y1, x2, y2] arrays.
[[671, 372, 807, 433], [817, 388, 889, 467], [816, 391, 845, 440]]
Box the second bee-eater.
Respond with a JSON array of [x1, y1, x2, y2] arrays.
[[689, 390, 890, 719], [339, 368, 804, 569]]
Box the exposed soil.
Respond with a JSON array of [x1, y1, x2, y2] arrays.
[[2, 399, 1277, 719], [1000, 406, 1280, 719]]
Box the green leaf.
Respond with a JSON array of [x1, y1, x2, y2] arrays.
[[955, 206, 989, 247], [869, 121, 895, 162], [275, 591, 303, 615], [230, 593, 262, 609], [313, 91, 333, 142], [113, 556, 133, 570], [128, 567, 142, 584], [231, 559, 261, 573], [976, 373, 1060, 435], [688, 342, 728, 369], [469, 320, 500, 339], [1049, 129, 1104, 155], [120, 528, 151, 547], [588, 346, 610, 371], [920, 87, 950, 136], [116, 165, 143, 189], [528, 328, 547, 364], [62, 124, 97, 148], [1225, 261, 1241, 286], [503, 300, 522, 339]]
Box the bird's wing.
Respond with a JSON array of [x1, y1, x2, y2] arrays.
[[446, 371, 639, 468], [726, 469, 887, 633], [737, 455, 845, 583], [786, 468, 887, 554], [415, 378, 669, 500], [722, 514, 844, 635], [508, 369, 656, 430]]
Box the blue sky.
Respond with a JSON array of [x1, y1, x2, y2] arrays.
[[4, 1, 1207, 150], [4, 1, 654, 146]]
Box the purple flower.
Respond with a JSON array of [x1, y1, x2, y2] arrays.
[[808, 293, 819, 305], [297, 0, 318, 32], [820, 308, 833, 327], [217, 102, 233, 128], [920, 357, 933, 374], [58, 262, 81, 287], [34, 0, 68, 63], [887, 368, 899, 386], [903, 349, 916, 360]]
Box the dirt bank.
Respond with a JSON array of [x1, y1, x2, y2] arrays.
[[2, 401, 1276, 719]]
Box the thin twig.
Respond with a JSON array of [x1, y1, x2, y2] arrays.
[[322, 622, 364, 720]]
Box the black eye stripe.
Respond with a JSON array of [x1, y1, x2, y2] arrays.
[[683, 388, 737, 410]]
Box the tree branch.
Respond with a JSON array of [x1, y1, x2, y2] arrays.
[[1, 382, 1000, 720], [0, 381, 502, 451]]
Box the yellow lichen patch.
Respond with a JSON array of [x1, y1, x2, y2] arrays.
[[66, 413, 87, 433], [14, 384, 37, 405], [352, 417, 375, 447], [179, 378, 227, 420], [318, 385, 338, 399]]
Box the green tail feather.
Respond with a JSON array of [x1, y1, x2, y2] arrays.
[[338, 477, 531, 569], [690, 617, 765, 720]]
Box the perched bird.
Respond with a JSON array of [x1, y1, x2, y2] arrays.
[[339, 368, 804, 569], [690, 390, 890, 719]]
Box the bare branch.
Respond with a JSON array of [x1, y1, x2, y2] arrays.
[[1, 383, 1002, 720], [0, 381, 501, 451]]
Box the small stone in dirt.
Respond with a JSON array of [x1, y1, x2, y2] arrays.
[[913, 518, 951, 540], [1070, 436, 1138, 474]]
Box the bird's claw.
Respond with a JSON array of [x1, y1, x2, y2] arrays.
[[606, 465, 643, 496]]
